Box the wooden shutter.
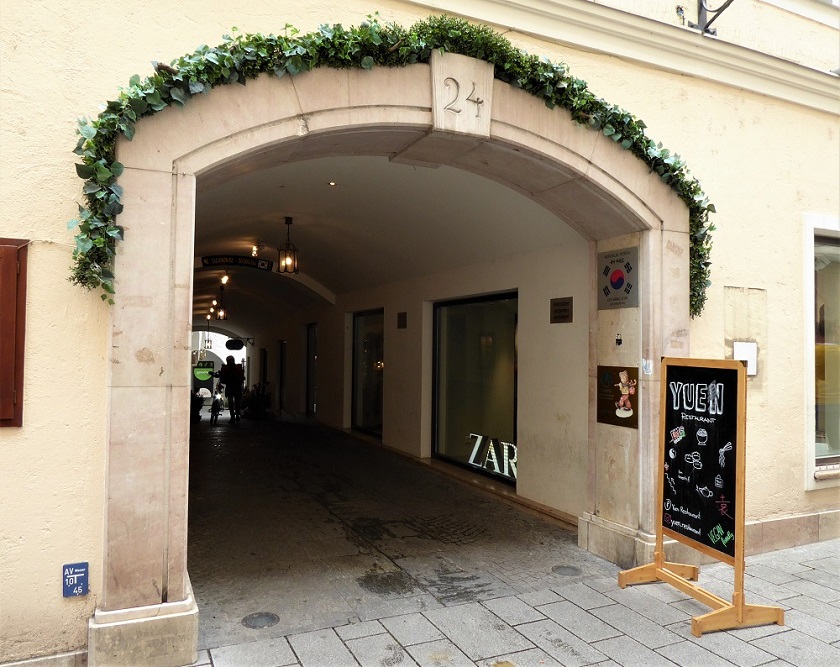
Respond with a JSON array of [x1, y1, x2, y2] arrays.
[[0, 239, 27, 427]]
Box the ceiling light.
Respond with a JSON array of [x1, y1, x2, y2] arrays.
[[277, 216, 299, 274], [221, 273, 229, 285], [216, 284, 228, 320], [328, 181, 336, 186]]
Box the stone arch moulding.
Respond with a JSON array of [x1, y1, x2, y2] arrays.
[[90, 53, 690, 666]]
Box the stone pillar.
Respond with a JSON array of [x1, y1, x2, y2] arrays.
[[579, 209, 690, 568], [88, 168, 198, 667]]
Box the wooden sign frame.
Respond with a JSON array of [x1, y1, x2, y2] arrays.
[[618, 358, 783, 636]]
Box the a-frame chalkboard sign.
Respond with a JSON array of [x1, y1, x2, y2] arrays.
[[618, 358, 784, 636]]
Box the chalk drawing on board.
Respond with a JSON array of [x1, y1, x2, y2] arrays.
[[719, 442, 732, 467], [685, 451, 703, 469]]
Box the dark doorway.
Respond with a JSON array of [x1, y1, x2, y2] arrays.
[[352, 309, 384, 437], [306, 323, 317, 417]]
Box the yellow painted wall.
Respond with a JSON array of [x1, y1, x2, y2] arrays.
[[1, 0, 837, 661]]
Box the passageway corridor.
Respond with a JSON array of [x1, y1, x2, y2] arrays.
[[187, 418, 614, 651]]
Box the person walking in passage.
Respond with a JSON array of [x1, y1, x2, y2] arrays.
[[215, 356, 244, 423]]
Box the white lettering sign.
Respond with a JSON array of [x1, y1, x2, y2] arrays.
[[467, 433, 517, 480], [668, 381, 724, 415]]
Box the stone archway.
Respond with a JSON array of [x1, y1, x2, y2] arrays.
[[89, 53, 689, 665]]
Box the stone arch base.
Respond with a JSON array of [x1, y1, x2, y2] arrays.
[[89, 53, 690, 665]]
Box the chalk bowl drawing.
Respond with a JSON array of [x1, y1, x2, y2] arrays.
[[714, 474, 723, 488], [719, 442, 732, 467], [685, 451, 703, 469], [696, 428, 708, 446], [696, 485, 713, 498]]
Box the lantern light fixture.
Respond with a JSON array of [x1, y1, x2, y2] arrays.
[[277, 216, 299, 274], [204, 314, 212, 349], [215, 284, 228, 321]]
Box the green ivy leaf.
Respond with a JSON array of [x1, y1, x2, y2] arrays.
[[76, 236, 93, 253], [94, 163, 113, 183], [360, 55, 375, 70], [75, 163, 95, 179], [79, 124, 97, 140], [170, 86, 190, 106]]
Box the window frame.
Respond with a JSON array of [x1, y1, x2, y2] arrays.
[[803, 214, 840, 490], [0, 238, 28, 428], [432, 290, 519, 485]]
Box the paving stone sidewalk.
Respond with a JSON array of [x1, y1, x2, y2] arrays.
[[188, 421, 840, 667]]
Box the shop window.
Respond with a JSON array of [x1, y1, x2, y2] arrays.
[[814, 235, 840, 470], [1, 239, 28, 427], [433, 292, 517, 484], [352, 309, 384, 436]]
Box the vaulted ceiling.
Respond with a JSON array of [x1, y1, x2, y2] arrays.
[[192, 154, 582, 335]]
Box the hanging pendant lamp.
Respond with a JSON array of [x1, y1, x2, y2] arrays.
[[204, 314, 212, 349], [277, 216, 299, 274], [215, 282, 228, 321]]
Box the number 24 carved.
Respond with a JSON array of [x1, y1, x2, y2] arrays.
[[443, 77, 484, 118]]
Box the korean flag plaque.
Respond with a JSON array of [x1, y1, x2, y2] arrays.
[[598, 247, 639, 310]]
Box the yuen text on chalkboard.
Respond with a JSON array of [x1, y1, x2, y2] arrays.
[[662, 362, 739, 563]]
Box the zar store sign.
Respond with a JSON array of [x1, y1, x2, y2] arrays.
[[598, 247, 639, 310], [468, 433, 517, 481]]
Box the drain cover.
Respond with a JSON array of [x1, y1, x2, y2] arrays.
[[241, 612, 280, 629], [551, 565, 581, 576]]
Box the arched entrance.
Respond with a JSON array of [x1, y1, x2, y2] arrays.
[[89, 53, 689, 665]]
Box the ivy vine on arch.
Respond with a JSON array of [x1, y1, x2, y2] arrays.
[[68, 14, 715, 315]]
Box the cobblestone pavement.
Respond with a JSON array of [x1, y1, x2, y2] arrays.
[[188, 419, 840, 666]]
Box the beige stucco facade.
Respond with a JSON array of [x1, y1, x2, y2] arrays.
[[1, 1, 838, 664]]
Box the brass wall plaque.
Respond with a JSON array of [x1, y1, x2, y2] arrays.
[[550, 297, 573, 324]]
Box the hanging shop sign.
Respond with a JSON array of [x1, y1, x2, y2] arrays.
[[596, 365, 639, 429], [597, 247, 639, 310], [193, 360, 215, 382], [201, 255, 274, 271], [618, 358, 784, 637]]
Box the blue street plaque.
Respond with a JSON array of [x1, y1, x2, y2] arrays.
[[62, 562, 88, 597]]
